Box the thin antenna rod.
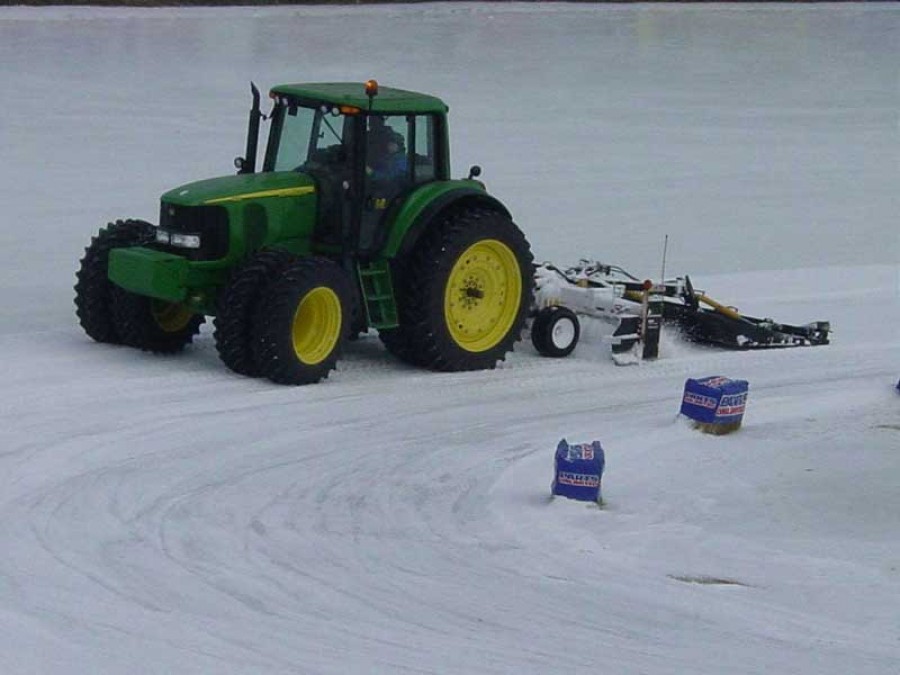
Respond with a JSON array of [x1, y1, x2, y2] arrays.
[[660, 234, 669, 283]]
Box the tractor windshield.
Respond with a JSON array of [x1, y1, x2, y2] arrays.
[[267, 102, 352, 173]]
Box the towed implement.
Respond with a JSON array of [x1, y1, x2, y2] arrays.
[[531, 260, 830, 360]]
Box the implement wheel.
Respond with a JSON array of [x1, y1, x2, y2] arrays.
[[531, 306, 580, 358], [251, 258, 352, 385], [74, 219, 154, 344], [381, 207, 533, 371]]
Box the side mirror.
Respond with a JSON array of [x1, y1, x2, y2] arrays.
[[467, 165, 482, 180]]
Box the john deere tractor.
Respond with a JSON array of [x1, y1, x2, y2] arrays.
[[75, 80, 534, 384]]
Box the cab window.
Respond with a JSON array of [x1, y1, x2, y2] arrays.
[[412, 115, 437, 183], [365, 114, 438, 185], [271, 104, 351, 172], [272, 105, 316, 172]]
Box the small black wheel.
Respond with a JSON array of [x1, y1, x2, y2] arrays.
[[531, 306, 580, 358], [110, 287, 204, 353], [251, 258, 352, 385], [213, 248, 297, 376], [74, 219, 155, 344]]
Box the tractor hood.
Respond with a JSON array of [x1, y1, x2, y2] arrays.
[[161, 172, 317, 207]]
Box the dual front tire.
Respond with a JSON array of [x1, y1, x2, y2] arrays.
[[75, 219, 203, 353], [248, 258, 351, 385], [213, 253, 352, 385], [110, 289, 204, 353]]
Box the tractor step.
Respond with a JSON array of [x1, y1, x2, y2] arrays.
[[357, 261, 399, 329]]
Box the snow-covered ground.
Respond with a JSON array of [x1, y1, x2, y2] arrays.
[[1, 3, 898, 674]]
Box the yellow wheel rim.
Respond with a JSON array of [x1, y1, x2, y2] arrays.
[[150, 300, 194, 333], [444, 239, 522, 352], [292, 287, 343, 365]]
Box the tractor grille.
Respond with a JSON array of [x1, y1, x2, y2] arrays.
[[156, 203, 229, 261]]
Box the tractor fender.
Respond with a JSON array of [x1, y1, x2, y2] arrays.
[[381, 181, 512, 260]]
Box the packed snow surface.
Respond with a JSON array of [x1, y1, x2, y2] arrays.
[[1, 3, 898, 674]]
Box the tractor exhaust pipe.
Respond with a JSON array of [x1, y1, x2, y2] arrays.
[[236, 82, 262, 174]]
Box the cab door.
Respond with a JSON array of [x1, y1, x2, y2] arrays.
[[357, 114, 439, 255]]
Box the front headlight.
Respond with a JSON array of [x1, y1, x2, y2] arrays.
[[170, 233, 202, 249], [155, 228, 202, 249], [158, 203, 228, 261]]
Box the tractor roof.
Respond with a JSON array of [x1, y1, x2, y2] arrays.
[[270, 82, 449, 114]]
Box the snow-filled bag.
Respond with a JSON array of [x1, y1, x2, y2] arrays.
[[680, 376, 749, 432], [552, 439, 605, 503]]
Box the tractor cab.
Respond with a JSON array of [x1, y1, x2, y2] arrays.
[[248, 81, 450, 257]]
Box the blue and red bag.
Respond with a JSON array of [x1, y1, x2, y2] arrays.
[[552, 439, 605, 503]]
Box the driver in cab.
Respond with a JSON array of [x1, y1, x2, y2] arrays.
[[366, 116, 408, 182]]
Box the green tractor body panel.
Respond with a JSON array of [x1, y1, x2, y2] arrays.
[[161, 171, 315, 208], [108, 247, 224, 312], [162, 171, 319, 261], [380, 179, 509, 259], [271, 82, 448, 115], [111, 171, 319, 311], [109, 248, 191, 302]]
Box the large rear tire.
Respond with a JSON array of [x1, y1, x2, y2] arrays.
[[213, 248, 297, 376], [381, 207, 533, 371], [74, 219, 155, 344], [110, 287, 204, 353], [251, 258, 352, 385]]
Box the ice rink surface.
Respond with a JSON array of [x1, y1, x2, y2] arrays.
[[1, 3, 898, 673]]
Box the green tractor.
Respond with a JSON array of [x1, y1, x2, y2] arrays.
[[75, 80, 534, 384]]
